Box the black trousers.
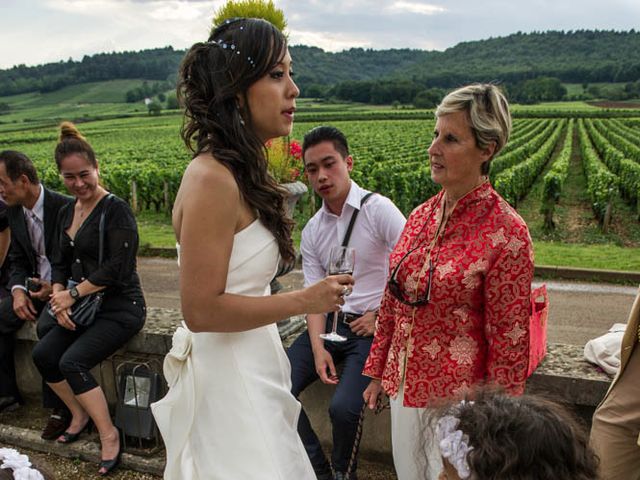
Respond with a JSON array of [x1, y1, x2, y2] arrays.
[[32, 296, 145, 395], [287, 316, 373, 475], [0, 295, 65, 408]]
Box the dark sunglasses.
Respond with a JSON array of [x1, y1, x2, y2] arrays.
[[387, 244, 434, 307]]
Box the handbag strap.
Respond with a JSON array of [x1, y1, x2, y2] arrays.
[[98, 194, 114, 267], [341, 192, 375, 247]]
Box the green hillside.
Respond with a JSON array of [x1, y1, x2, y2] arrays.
[[2, 30, 639, 96], [0, 80, 166, 124], [401, 30, 640, 86]]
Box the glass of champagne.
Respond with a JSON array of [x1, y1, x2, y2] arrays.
[[320, 246, 355, 343]]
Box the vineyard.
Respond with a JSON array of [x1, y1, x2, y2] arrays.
[[1, 107, 640, 268]]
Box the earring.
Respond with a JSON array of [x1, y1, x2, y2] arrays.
[[236, 103, 245, 126]]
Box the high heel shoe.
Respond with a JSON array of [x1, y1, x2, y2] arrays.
[[98, 428, 122, 476], [57, 418, 93, 444]]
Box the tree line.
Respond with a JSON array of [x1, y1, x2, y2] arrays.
[[1, 30, 639, 106]]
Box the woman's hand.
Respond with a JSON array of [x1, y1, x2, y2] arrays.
[[49, 290, 76, 316], [363, 379, 383, 410], [55, 308, 76, 331], [300, 274, 354, 314]]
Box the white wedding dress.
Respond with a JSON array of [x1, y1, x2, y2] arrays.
[[151, 220, 315, 479]]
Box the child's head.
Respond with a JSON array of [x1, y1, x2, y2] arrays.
[[0, 448, 54, 480], [435, 392, 599, 480]]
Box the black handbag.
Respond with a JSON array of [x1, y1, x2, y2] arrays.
[[47, 194, 113, 327], [62, 279, 104, 327]]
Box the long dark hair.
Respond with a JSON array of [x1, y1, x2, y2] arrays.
[[178, 18, 294, 261]]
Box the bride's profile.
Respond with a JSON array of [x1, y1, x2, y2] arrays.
[[150, 17, 353, 479]]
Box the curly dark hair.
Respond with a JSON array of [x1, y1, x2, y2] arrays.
[[178, 18, 294, 261], [433, 391, 600, 480]]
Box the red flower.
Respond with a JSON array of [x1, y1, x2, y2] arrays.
[[289, 141, 302, 160]]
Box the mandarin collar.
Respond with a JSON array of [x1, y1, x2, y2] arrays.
[[436, 179, 492, 214]]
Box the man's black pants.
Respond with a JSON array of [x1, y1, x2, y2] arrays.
[[0, 295, 66, 409], [287, 316, 372, 475]]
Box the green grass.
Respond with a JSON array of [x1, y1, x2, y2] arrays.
[[0, 79, 152, 106], [137, 211, 176, 248], [534, 241, 640, 271], [511, 101, 601, 112], [137, 218, 640, 271], [562, 82, 628, 96], [0, 102, 146, 124], [0, 80, 169, 124]]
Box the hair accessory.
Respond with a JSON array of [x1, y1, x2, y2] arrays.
[[0, 448, 45, 480], [205, 39, 255, 68], [437, 415, 473, 479]]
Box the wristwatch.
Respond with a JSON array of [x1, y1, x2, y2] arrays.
[[69, 287, 80, 301]]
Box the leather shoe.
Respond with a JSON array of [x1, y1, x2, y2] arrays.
[[0, 396, 19, 413], [316, 473, 333, 480], [41, 409, 72, 440]]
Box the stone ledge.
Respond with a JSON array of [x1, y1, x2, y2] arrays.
[[526, 343, 612, 406], [0, 424, 163, 476], [9, 309, 613, 462], [16, 308, 307, 355], [16, 310, 612, 408]]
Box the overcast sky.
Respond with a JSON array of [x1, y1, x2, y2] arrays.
[[1, 0, 639, 69]]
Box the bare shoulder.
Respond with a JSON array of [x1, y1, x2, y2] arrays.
[[182, 154, 238, 194], [173, 153, 240, 240]]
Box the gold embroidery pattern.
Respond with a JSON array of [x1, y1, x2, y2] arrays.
[[487, 228, 507, 247], [453, 307, 470, 323], [363, 183, 534, 408], [505, 322, 527, 346], [505, 236, 525, 256], [449, 336, 478, 365], [437, 261, 456, 279], [423, 339, 442, 360]]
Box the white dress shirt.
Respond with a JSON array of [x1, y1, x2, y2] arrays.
[[301, 181, 406, 314]]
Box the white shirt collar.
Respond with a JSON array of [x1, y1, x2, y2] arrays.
[[23, 184, 44, 222], [320, 180, 365, 218]]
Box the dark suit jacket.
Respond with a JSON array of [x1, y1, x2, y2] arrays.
[[7, 187, 72, 290]]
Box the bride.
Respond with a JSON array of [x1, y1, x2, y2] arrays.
[[151, 18, 353, 479]]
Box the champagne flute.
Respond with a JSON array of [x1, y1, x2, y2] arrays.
[[320, 246, 355, 343]]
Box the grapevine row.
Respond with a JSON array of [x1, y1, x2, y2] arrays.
[[493, 120, 565, 206], [540, 119, 574, 228], [577, 119, 618, 221]]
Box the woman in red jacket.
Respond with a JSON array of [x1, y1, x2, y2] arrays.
[[363, 84, 534, 480]]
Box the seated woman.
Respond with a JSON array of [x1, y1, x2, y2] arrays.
[[32, 121, 145, 476]]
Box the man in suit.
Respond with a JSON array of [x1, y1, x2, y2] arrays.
[[590, 288, 640, 480], [0, 150, 73, 440], [0, 195, 10, 299]]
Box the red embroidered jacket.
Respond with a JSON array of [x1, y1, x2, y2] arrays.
[[363, 182, 534, 407]]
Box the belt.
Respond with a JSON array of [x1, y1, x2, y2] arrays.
[[341, 312, 362, 325]]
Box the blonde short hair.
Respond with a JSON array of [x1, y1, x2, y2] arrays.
[[435, 84, 512, 174]]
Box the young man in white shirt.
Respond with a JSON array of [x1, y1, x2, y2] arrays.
[[288, 126, 406, 480]]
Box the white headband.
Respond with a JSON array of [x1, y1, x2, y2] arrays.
[[437, 414, 473, 479], [0, 448, 45, 480]]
